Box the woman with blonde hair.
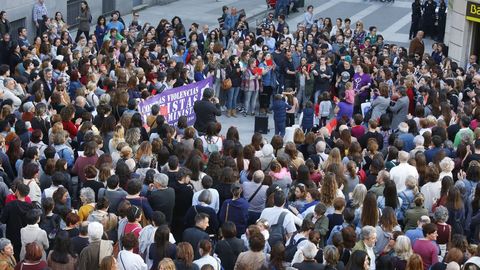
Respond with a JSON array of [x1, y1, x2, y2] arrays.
[[353, 20, 366, 45], [349, 184, 367, 210], [125, 128, 141, 153], [109, 125, 125, 154], [438, 157, 455, 180], [86, 81, 99, 108], [120, 146, 136, 172], [194, 60, 206, 82], [158, 258, 176, 270], [293, 128, 305, 146], [322, 147, 343, 170], [392, 235, 413, 270]]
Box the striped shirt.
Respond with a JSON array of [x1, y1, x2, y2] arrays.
[[33, 3, 48, 22]]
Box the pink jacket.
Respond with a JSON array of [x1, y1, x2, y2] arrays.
[[345, 89, 355, 104]]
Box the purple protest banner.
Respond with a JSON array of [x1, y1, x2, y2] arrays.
[[138, 77, 214, 126]]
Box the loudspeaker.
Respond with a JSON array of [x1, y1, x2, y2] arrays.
[[255, 115, 269, 134]]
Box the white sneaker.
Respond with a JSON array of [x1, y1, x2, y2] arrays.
[[221, 106, 227, 112]]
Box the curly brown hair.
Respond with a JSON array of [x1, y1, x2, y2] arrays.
[[320, 172, 338, 206]]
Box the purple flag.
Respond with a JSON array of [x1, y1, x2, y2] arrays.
[[138, 77, 214, 126]]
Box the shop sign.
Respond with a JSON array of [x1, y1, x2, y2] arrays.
[[466, 1, 480, 23]]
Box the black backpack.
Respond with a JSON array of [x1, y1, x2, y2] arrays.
[[285, 232, 307, 262], [268, 211, 288, 247]]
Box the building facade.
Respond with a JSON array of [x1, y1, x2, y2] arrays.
[[444, 0, 480, 67], [3, 0, 174, 41]]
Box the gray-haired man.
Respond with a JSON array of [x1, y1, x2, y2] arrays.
[[147, 173, 175, 225]]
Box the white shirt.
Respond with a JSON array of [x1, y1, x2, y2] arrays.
[[1, 87, 22, 110], [421, 181, 442, 212], [23, 178, 41, 203], [390, 162, 419, 192], [43, 185, 60, 198], [194, 255, 221, 270], [117, 250, 147, 270], [366, 245, 376, 270], [192, 188, 220, 213], [20, 224, 49, 261], [260, 206, 297, 235], [201, 135, 223, 153]]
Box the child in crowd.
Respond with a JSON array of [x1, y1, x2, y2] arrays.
[[272, 94, 292, 137], [344, 81, 355, 104], [269, 160, 292, 192], [300, 101, 315, 133], [317, 92, 332, 127], [285, 88, 298, 127]]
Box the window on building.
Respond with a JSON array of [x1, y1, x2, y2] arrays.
[[9, 18, 26, 42]]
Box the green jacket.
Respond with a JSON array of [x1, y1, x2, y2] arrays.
[[404, 206, 429, 231], [352, 240, 367, 253], [369, 183, 385, 198], [305, 213, 328, 247]]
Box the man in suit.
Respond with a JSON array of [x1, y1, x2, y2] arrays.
[[409, 30, 424, 58], [389, 87, 410, 130], [40, 67, 55, 101], [197, 25, 209, 53], [182, 212, 210, 260]]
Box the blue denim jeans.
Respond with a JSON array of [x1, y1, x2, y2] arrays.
[[227, 87, 240, 110], [244, 90, 259, 114], [314, 90, 321, 105]]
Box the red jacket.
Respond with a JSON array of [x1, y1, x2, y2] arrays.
[[406, 87, 415, 115], [62, 121, 78, 139]]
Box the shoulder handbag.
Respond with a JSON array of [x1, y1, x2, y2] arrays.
[[139, 198, 150, 227], [119, 253, 127, 270], [248, 183, 264, 203], [225, 203, 230, 221], [221, 78, 232, 90]]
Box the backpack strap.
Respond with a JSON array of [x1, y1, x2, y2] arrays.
[[296, 237, 307, 246], [132, 226, 142, 234], [276, 211, 288, 227], [287, 232, 298, 247]]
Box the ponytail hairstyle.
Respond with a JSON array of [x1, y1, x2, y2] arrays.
[[346, 160, 357, 178], [405, 175, 419, 194]]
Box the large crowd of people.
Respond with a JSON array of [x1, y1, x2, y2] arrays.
[[0, 0, 478, 270]]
